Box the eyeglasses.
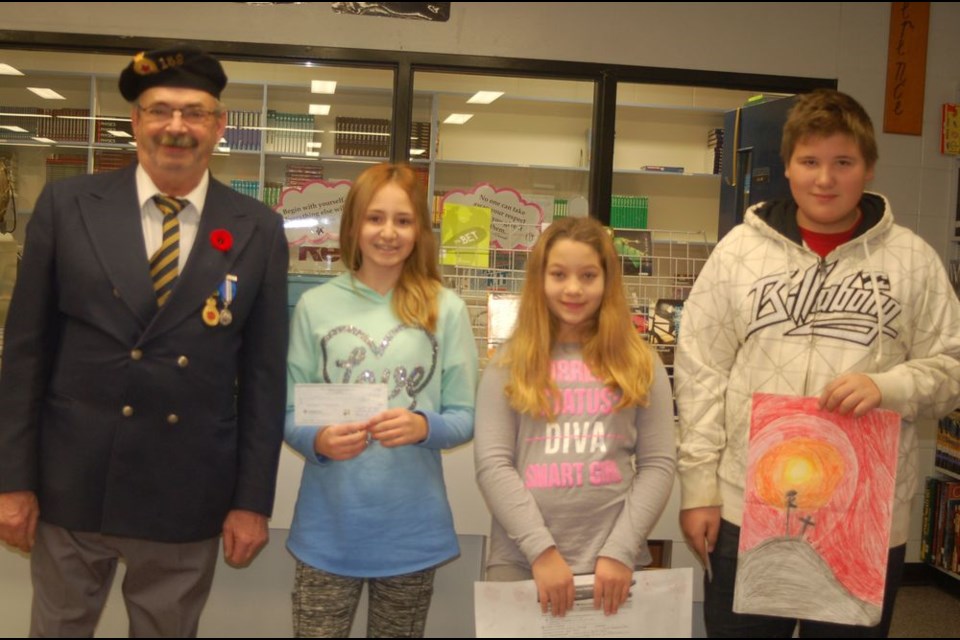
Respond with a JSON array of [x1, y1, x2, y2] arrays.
[[137, 104, 220, 125]]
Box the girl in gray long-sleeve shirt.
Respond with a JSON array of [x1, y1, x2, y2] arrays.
[[475, 217, 676, 618]]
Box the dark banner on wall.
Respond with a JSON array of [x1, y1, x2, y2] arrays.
[[883, 1, 929, 135]]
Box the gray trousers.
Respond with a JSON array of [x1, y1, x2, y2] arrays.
[[30, 521, 220, 638], [291, 560, 436, 638]]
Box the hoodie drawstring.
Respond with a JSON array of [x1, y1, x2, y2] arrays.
[[862, 238, 885, 364]]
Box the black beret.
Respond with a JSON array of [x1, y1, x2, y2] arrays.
[[118, 47, 227, 102]]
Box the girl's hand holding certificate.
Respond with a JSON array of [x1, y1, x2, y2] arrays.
[[367, 408, 428, 448], [313, 422, 370, 461]]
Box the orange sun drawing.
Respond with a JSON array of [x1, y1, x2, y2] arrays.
[[753, 437, 845, 510]]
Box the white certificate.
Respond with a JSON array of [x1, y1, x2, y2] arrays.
[[294, 383, 389, 427], [475, 569, 692, 638]]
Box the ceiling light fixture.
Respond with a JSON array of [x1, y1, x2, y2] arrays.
[[311, 80, 337, 94], [28, 87, 66, 100], [443, 113, 474, 125], [467, 91, 504, 104]]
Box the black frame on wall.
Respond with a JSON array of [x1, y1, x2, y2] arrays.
[[0, 29, 835, 225]]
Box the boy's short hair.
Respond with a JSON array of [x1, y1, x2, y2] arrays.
[[780, 89, 878, 168]]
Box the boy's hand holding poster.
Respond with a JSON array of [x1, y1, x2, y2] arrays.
[[734, 393, 900, 626]]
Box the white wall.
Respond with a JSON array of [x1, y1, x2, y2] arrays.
[[4, 3, 841, 77], [3, 1, 955, 255], [2, 2, 958, 636]]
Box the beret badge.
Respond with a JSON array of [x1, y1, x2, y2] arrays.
[[132, 52, 160, 76]]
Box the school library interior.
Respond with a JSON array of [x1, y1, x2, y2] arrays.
[[2, 4, 960, 635], [0, 45, 823, 373]]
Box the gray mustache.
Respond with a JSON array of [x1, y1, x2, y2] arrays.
[[159, 134, 198, 148]]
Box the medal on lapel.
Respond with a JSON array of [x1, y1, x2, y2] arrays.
[[202, 295, 220, 327], [218, 274, 237, 326]]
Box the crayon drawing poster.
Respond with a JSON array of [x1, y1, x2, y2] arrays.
[[734, 393, 900, 626]]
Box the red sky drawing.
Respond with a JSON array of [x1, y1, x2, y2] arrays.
[[740, 393, 900, 605]]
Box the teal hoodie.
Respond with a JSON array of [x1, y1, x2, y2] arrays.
[[285, 273, 477, 576]]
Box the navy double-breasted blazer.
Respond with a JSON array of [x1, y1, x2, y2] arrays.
[[0, 164, 288, 542]]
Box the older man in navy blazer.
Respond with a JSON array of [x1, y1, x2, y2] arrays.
[[0, 47, 288, 636]]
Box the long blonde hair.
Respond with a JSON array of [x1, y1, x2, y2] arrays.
[[502, 217, 656, 418], [339, 163, 441, 331]]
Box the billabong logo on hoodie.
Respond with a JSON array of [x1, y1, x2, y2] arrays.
[[746, 261, 901, 345]]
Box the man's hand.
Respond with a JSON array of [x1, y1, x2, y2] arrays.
[[222, 509, 268, 567], [0, 491, 39, 552], [531, 547, 575, 617], [593, 556, 632, 615], [819, 373, 882, 417]]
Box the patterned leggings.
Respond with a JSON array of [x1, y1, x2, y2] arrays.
[[292, 560, 436, 638]]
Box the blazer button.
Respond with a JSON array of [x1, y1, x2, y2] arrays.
[[130, 349, 143, 361], [112, 288, 121, 298], [167, 414, 179, 425], [122, 405, 134, 417], [177, 356, 189, 368]]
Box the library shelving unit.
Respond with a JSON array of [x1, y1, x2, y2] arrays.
[[1, 46, 779, 259], [924, 411, 960, 580], [922, 171, 960, 581], [410, 74, 758, 244], [0, 52, 399, 222]]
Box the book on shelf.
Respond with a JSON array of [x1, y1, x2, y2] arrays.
[[38, 108, 90, 143], [93, 150, 135, 174], [610, 194, 648, 229], [641, 165, 685, 173], [283, 163, 325, 188], [334, 116, 389, 158], [937, 411, 960, 475], [921, 476, 939, 563], [651, 298, 684, 346], [224, 110, 262, 152], [707, 127, 724, 175], [630, 300, 653, 336], [265, 111, 318, 155], [927, 478, 960, 572], [0, 106, 43, 141], [95, 117, 133, 144], [410, 121, 432, 159], [948, 488, 960, 572], [331, 117, 432, 158], [613, 228, 653, 276], [263, 182, 283, 208]]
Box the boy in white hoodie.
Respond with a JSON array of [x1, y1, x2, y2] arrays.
[[676, 89, 960, 638]]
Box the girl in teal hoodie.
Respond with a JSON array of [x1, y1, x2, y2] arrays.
[[284, 163, 478, 637]]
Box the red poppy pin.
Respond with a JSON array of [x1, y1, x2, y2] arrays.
[[210, 229, 233, 252]]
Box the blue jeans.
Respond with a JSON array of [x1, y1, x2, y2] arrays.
[[704, 520, 905, 638]]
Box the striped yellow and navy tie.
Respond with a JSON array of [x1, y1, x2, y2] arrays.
[[149, 194, 188, 307]]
